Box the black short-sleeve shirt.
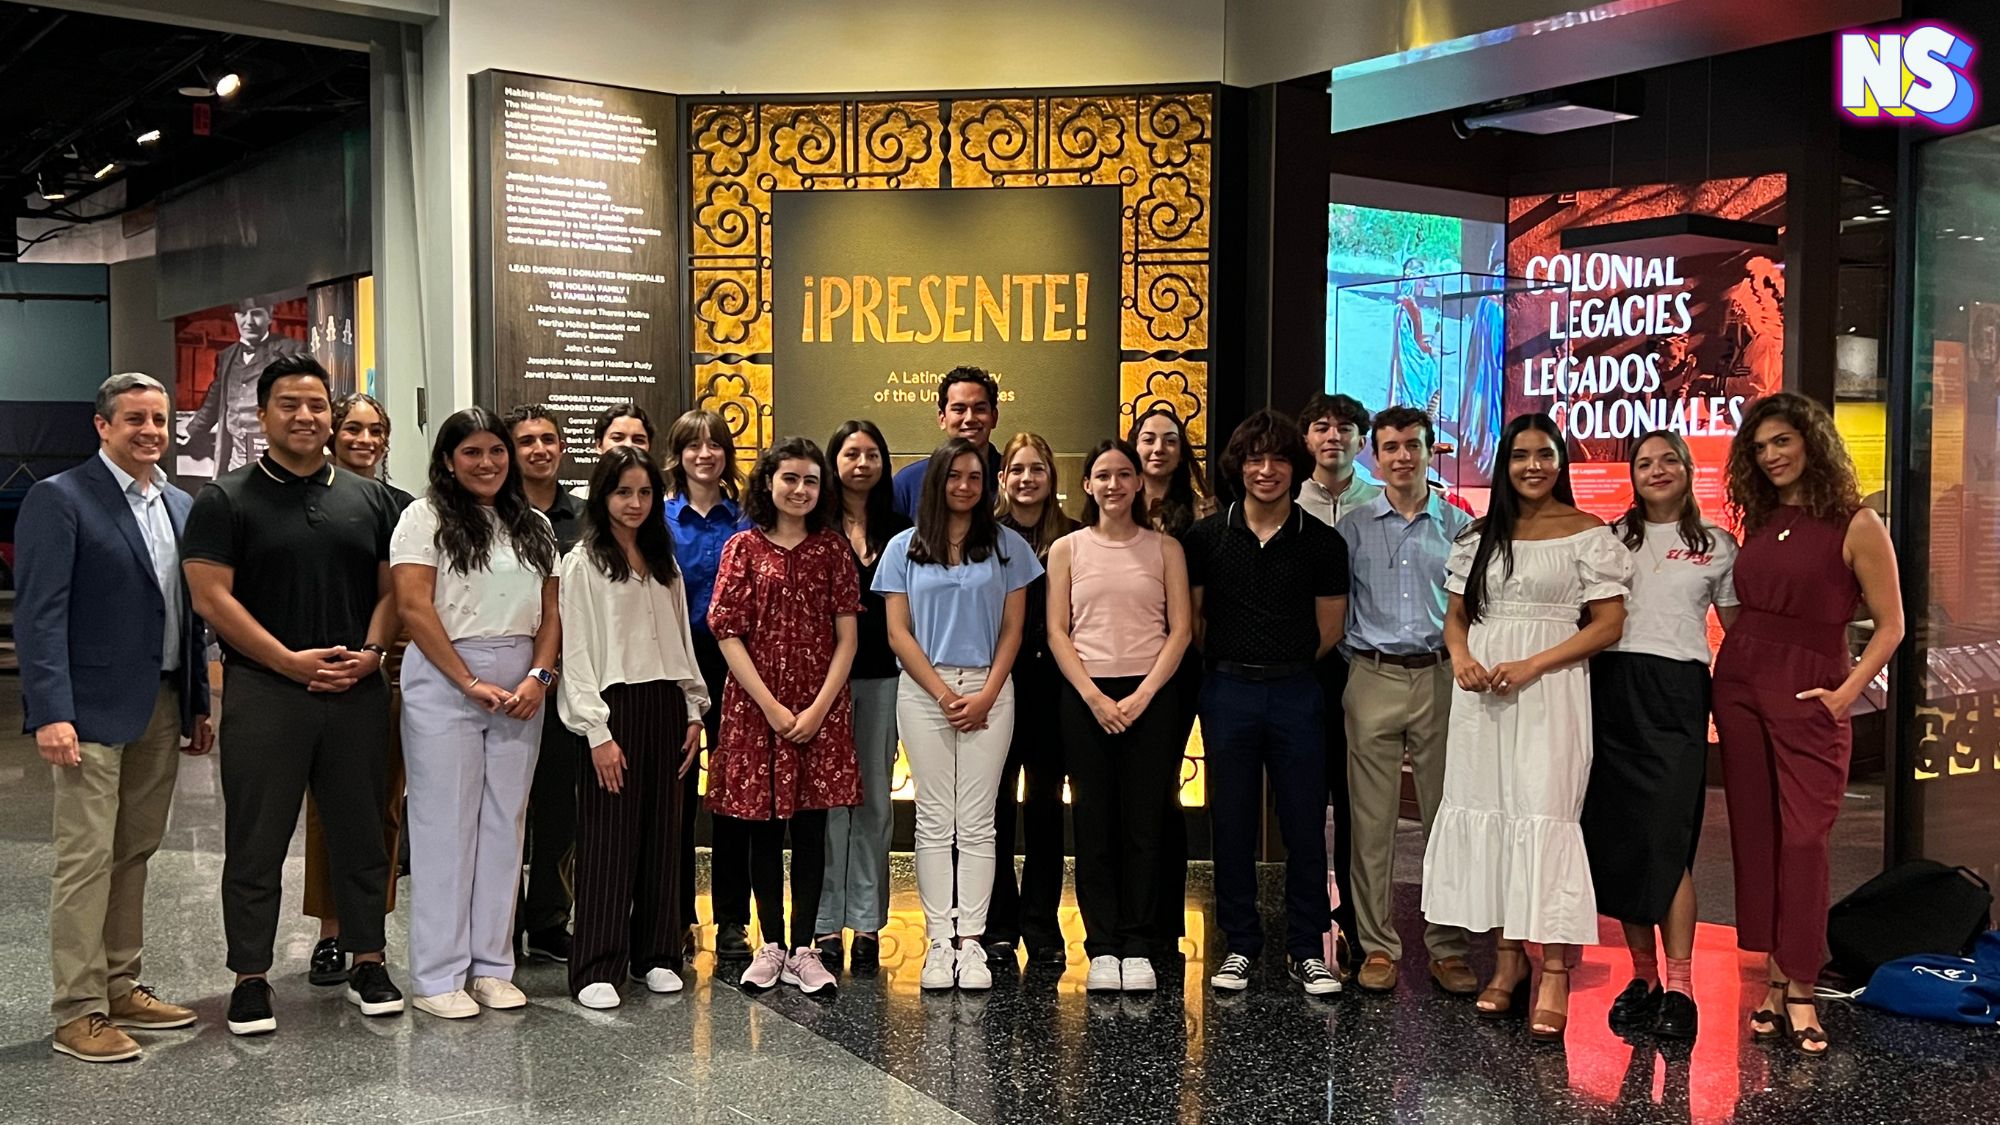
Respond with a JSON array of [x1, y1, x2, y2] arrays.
[[850, 511, 914, 681], [541, 488, 583, 555], [181, 456, 399, 673], [1181, 501, 1349, 664]]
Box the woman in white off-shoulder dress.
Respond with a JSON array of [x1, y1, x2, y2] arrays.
[[1420, 414, 1632, 1043]]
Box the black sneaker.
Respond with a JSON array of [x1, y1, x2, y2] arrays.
[[1653, 989, 1699, 1040], [715, 922, 751, 961], [227, 978, 277, 1036], [345, 961, 406, 1017], [523, 927, 572, 963], [1608, 979, 1662, 1031], [1289, 956, 1342, 996], [308, 938, 348, 987], [1210, 953, 1253, 991]]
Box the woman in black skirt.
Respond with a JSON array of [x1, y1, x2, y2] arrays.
[[1581, 430, 1739, 1040]]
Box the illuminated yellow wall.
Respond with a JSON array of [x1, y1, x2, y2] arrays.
[[1835, 400, 1888, 499]]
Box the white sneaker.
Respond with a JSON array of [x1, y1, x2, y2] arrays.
[[412, 989, 480, 1019], [955, 941, 993, 990], [575, 983, 621, 1009], [921, 939, 956, 990], [1086, 955, 1123, 991], [468, 976, 527, 1009], [1121, 957, 1157, 992], [641, 967, 684, 994]]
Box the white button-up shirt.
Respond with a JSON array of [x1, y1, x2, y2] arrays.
[[99, 449, 183, 671]]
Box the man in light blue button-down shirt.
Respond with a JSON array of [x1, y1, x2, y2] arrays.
[[1331, 405, 1477, 995]]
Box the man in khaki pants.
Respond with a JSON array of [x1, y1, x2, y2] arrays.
[[1332, 406, 1475, 995], [16, 373, 214, 1062]]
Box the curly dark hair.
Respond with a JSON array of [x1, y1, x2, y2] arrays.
[[424, 407, 558, 578], [743, 435, 833, 533], [1218, 409, 1311, 498], [1725, 393, 1861, 535]]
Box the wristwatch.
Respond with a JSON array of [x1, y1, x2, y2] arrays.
[[529, 667, 557, 686]]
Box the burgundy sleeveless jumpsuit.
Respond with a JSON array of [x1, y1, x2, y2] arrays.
[[1711, 506, 1860, 986]]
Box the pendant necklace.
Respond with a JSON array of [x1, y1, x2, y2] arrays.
[[1776, 508, 1802, 543]]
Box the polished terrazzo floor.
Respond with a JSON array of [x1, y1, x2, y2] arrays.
[[2, 688, 1996, 1124]]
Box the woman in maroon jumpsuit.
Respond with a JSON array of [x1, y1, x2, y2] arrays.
[[1713, 393, 1903, 1055]]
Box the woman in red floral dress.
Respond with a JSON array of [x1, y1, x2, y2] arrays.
[[707, 435, 861, 994]]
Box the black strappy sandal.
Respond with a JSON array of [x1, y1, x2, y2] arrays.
[[1786, 996, 1829, 1055], [1750, 980, 1789, 1040]]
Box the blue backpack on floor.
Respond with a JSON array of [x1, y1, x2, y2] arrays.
[[1855, 931, 2000, 1026]]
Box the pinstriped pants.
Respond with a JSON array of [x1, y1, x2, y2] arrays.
[[570, 680, 688, 992]]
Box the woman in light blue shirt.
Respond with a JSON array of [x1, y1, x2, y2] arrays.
[[874, 437, 1042, 993]]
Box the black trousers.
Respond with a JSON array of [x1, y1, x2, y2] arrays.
[[1154, 652, 1201, 951], [1315, 652, 1358, 951], [987, 654, 1066, 953], [1063, 675, 1181, 959], [220, 665, 391, 974], [570, 681, 686, 993], [691, 632, 747, 928], [723, 810, 829, 951], [520, 715, 583, 936]]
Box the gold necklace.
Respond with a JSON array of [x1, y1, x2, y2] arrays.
[[1775, 508, 1802, 543], [1644, 527, 1667, 574]]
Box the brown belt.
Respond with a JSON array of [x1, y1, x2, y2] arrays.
[[1351, 649, 1446, 669]]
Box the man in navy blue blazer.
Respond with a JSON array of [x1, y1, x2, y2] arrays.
[[16, 372, 213, 1063]]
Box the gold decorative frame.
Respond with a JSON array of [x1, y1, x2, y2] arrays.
[[684, 90, 1215, 473]]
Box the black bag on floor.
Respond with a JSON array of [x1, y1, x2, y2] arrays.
[[1826, 860, 1993, 981]]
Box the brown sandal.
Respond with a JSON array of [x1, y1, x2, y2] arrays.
[[1476, 948, 1530, 1019], [1786, 996, 1829, 1054], [1750, 980, 1789, 1040], [1529, 965, 1570, 1043]]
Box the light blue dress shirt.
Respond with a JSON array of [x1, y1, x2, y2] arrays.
[[1334, 491, 1470, 656], [99, 449, 183, 671]]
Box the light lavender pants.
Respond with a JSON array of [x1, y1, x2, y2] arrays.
[[897, 668, 1015, 941], [402, 637, 542, 997]]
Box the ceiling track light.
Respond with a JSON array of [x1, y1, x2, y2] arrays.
[[93, 161, 120, 180], [36, 173, 65, 201], [136, 128, 162, 145], [179, 68, 243, 99], [215, 72, 242, 98]]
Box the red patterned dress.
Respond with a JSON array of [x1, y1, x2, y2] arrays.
[[706, 527, 863, 820]]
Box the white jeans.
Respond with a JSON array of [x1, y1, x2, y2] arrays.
[[897, 668, 1016, 941]]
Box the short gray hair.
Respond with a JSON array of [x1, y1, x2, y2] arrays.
[[95, 372, 169, 420]]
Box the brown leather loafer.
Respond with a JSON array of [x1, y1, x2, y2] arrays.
[[52, 1014, 140, 1063], [1356, 952, 1398, 992], [1430, 956, 1479, 995], [109, 984, 196, 1030]]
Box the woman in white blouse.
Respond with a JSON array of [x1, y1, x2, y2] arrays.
[[392, 408, 559, 1020], [1582, 431, 1738, 1041], [558, 446, 709, 1009]]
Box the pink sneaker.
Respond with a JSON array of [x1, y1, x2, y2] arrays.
[[740, 943, 786, 990], [782, 947, 838, 994]]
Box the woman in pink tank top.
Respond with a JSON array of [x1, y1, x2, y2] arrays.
[[1713, 393, 1903, 1055], [1045, 439, 1193, 993]]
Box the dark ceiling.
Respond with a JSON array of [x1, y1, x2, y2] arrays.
[[0, 2, 367, 242]]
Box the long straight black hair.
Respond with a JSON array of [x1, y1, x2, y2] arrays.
[[426, 407, 557, 577], [581, 445, 679, 584], [1457, 413, 1573, 624], [828, 419, 901, 559], [907, 437, 1007, 567]]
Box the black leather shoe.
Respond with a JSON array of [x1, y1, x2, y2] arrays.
[[984, 939, 1017, 967], [308, 938, 348, 987], [849, 933, 880, 974], [1607, 978, 1662, 1031], [1653, 989, 1699, 1040], [715, 922, 751, 961], [814, 932, 844, 966]]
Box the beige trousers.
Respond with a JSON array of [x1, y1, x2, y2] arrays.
[[49, 682, 183, 1026], [1342, 656, 1469, 962]]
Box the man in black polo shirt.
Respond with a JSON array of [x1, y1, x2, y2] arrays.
[[1182, 409, 1349, 995], [182, 354, 405, 1035], [506, 404, 583, 962]]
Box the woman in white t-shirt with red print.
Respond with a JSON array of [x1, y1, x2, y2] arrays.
[[1580, 430, 1739, 1043]]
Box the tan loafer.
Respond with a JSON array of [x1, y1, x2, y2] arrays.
[[53, 1014, 141, 1063], [1430, 955, 1479, 996], [1356, 952, 1398, 993], [110, 984, 196, 1030]]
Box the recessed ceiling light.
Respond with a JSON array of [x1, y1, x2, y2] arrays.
[[136, 128, 161, 145], [214, 73, 242, 98]]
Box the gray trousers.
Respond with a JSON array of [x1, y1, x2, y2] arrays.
[[1343, 655, 1470, 962], [402, 637, 542, 997], [816, 676, 901, 934]]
